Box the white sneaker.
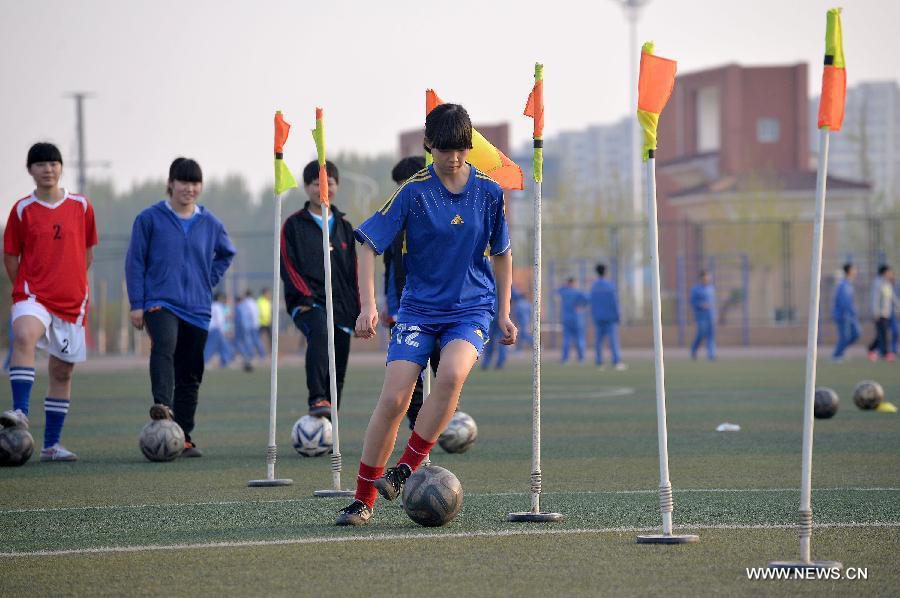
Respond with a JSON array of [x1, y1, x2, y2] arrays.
[[40, 443, 78, 462], [0, 409, 29, 429], [613, 363, 629, 371]]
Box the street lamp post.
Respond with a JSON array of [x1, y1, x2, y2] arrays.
[[615, 0, 650, 322]]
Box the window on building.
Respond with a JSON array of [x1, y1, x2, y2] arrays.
[[757, 118, 780, 143], [696, 86, 721, 153]]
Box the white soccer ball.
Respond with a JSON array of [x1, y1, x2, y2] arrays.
[[291, 415, 333, 457], [139, 419, 185, 462], [438, 411, 478, 454]]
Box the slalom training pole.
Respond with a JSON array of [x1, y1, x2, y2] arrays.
[[311, 108, 354, 498], [249, 111, 296, 487], [768, 8, 845, 571], [633, 43, 697, 544], [509, 63, 561, 523], [423, 361, 432, 468]]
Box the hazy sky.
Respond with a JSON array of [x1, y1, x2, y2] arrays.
[[2, 0, 898, 221]]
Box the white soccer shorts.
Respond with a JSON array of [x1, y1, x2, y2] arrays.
[[11, 300, 87, 363]]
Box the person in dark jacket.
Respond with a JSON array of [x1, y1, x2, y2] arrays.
[[383, 157, 440, 429], [281, 160, 361, 418], [125, 158, 236, 457]]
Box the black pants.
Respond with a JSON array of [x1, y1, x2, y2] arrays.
[[293, 308, 351, 408], [144, 308, 208, 439], [386, 322, 442, 429], [869, 317, 890, 356]]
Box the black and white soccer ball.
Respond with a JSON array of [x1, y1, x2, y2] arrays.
[[0, 426, 34, 466], [853, 380, 884, 410], [438, 411, 478, 454], [814, 386, 839, 419], [291, 415, 332, 457], [402, 465, 463, 527], [139, 419, 185, 462]]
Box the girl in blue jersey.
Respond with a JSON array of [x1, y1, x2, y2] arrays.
[[337, 104, 517, 525]]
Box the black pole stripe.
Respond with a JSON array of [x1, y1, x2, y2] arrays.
[[824, 55, 834, 65], [275, 153, 284, 159], [648, 149, 655, 159], [533, 139, 543, 148]]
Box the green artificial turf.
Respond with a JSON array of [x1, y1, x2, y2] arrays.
[[1, 356, 898, 596]]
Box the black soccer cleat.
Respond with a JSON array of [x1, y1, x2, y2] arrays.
[[335, 500, 373, 526], [374, 464, 412, 501]]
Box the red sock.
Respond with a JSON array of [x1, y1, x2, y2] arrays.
[[397, 431, 436, 472], [355, 463, 384, 509]]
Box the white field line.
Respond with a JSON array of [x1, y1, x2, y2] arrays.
[[2, 521, 898, 558], [2, 487, 897, 515]]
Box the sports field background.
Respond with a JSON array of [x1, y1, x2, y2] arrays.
[[2, 355, 898, 595]]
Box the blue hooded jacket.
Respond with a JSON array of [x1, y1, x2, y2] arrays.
[[125, 201, 236, 329]]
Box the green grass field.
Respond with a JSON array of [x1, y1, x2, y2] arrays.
[[2, 354, 899, 596]]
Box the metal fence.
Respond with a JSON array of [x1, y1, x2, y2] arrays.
[[11, 214, 895, 355]]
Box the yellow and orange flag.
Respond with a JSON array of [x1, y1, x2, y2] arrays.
[[523, 63, 544, 183], [311, 108, 329, 206], [817, 8, 845, 131], [637, 42, 677, 161], [274, 111, 298, 195], [426, 89, 524, 191]]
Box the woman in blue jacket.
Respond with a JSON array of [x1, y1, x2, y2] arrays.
[[125, 158, 236, 457]]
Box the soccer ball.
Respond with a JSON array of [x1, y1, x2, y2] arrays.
[[139, 419, 185, 462], [402, 465, 463, 527], [0, 427, 34, 466], [814, 387, 839, 419], [852, 380, 884, 410], [438, 411, 478, 454], [291, 415, 332, 457]]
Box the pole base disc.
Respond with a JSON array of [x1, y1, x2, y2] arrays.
[[313, 489, 355, 498], [507, 512, 563, 523], [767, 561, 842, 571], [636, 534, 699, 544], [247, 479, 293, 487]]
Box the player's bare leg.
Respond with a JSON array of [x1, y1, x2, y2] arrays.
[[359, 360, 420, 467], [11, 315, 43, 369], [412, 340, 478, 441], [373, 340, 478, 502]]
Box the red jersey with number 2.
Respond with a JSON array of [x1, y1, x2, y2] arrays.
[[4, 191, 99, 324]]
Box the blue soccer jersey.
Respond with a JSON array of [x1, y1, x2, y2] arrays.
[[355, 164, 510, 331]]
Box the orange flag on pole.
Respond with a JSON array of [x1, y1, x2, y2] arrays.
[[523, 63, 544, 183], [426, 89, 524, 191], [311, 108, 329, 206], [637, 42, 677, 161], [274, 111, 297, 195], [817, 8, 846, 131]]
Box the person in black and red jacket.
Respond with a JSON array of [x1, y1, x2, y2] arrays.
[[280, 160, 360, 418]]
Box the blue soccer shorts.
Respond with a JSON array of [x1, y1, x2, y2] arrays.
[[387, 322, 488, 368]]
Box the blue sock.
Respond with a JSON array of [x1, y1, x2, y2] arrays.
[[9, 367, 35, 415], [44, 397, 70, 448]]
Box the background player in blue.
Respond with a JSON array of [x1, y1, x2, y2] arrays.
[[558, 278, 588, 363], [337, 103, 517, 526], [481, 294, 508, 370], [382, 156, 440, 429], [690, 270, 717, 361], [590, 263, 626, 370], [511, 285, 533, 351], [831, 262, 859, 362]]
